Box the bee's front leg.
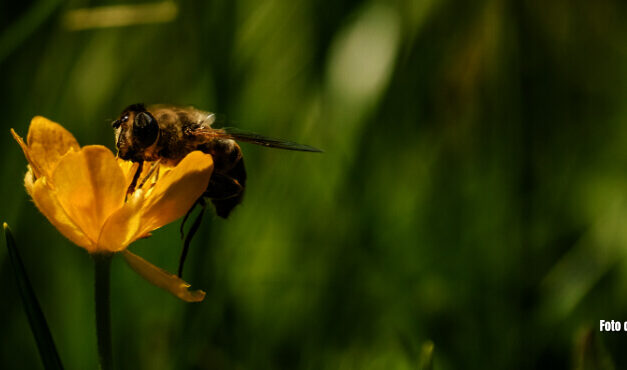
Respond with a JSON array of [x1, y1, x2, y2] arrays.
[[126, 161, 144, 199]]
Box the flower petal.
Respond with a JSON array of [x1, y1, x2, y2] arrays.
[[24, 167, 35, 196], [30, 177, 94, 251], [97, 189, 145, 252], [24, 116, 80, 177], [11, 128, 42, 178], [139, 151, 213, 234], [117, 158, 140, 190], [122, 250, 205, 302], [51, 146, 127, 247]]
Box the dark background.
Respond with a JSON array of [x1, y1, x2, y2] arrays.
[[1, 0, 627, 369]]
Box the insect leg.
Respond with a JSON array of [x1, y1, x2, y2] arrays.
[[137, 159, 161, 189], [178, 198, 207, 278], [126, 161, 144, 198], [180, 199, 200, 239]]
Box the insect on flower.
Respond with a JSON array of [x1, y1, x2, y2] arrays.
[[12, 116, 212, 302], [112, 104, 322, 276]]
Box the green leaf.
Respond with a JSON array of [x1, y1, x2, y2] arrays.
[[3, 222, 64, 370]]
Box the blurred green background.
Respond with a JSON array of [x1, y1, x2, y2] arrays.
[[2, 0, 627, 369]]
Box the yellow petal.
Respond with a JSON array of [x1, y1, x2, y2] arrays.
[[26, 116, 80, 177], [51, 145, 127, 246], [117, 159, 164, 194], [121, 250, 205, 302], [97, 189, 145, 252], [30, 177, 95, 251], [139, 151, 213, 234], [138, 161, 164, 191], [23, 167, 35, 196], [11, 128, 42, 179], [117, 158, 140, 190]]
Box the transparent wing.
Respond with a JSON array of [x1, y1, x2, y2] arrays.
[[200, 127, 323, 153]]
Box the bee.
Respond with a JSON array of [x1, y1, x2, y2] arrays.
[[112, 103, 321, 276]]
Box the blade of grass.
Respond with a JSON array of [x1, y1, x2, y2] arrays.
[[3, 222, 63, 370]]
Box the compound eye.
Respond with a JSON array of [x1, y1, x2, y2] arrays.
[[112, 114, 129, 129], [133, 112, 159, 148]]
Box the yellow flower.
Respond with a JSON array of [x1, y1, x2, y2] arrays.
[[12, 116, 213, 302]]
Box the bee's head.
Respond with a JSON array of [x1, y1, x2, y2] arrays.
[[112, 103, 159, 162]]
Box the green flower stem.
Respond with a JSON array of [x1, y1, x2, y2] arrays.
[[93, 253, 113, 370]]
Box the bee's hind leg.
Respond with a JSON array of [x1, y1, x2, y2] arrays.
[[180, 198, 201, 239], [178, 197, 207, 278]]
